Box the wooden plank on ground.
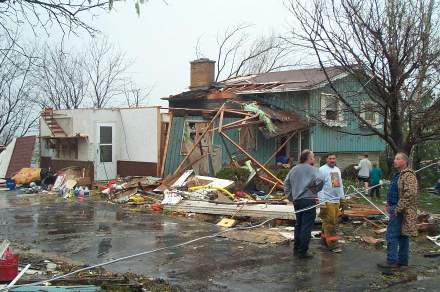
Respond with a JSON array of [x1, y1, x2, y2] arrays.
[[164, 200, 297, 219]]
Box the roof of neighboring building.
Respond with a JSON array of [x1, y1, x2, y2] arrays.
[[164, 66, 346, 100]]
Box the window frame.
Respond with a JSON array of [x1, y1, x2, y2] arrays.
[[360, 101, 381, 129], [180, 120, 213, 155], [238, 125, 258, 151]]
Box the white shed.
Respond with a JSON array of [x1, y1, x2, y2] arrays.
[[39, 107, 168, 181]]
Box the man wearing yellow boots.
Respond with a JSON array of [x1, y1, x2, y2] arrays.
[[318, 153, 345, 253]]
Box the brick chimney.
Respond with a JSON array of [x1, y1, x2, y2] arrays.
[[190, 58, 216, 90]]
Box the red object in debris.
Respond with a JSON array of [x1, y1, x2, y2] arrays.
[[234, 191, 248, 198], [0, 248, 19, 282], [97, 180, 118, 191], [151, 203, 162, 212]]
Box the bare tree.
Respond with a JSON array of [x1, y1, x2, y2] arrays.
[[0, 0, 112, 62], [288, 0, 440, 155], [0, 40, 38, 144], [34, 46, 89, 109], [123, 82, 152, 107], [197, 24, 295, 82], [0, 0, 109, 37], [85, 38, 131, 108]]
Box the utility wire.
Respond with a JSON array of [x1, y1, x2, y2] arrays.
[[6, 160, 440, 290], [6, 200, 326, 290]]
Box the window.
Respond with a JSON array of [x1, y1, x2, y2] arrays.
[[180, 121, 212, 155], [99, 145, 112, 162], [99, 126, 112, 162], [321, 93, 346, 127], [325, 97, 339, 121], [360, 102, 381, 128], [239, 126, 257, 151], [100, 126, 112, 144], [363, 103, 376, 123]]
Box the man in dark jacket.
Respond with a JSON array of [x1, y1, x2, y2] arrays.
[[284, 149, 323, 259]]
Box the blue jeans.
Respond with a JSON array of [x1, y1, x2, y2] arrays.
[[386, 205, 409, 265], [293, 198, 316, 255]]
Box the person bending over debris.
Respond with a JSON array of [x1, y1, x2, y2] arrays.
[[378, 152, 419, 270], [318, 153, 345, 253], [284, 149, 323, 259]]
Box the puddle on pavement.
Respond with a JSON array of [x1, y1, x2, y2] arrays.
[[1, 190, 440, 291]]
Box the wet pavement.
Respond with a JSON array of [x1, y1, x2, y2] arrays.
[[1, 191, 440, 291]]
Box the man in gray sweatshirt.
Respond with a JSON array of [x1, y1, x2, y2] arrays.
[[284, 149, 323, 259]]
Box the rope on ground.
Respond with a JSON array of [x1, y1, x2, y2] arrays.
[[5, 199, 328, 290], [6, 160, 440, 290]]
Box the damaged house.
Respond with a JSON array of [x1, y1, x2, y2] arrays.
[[161, 58, 385, 177], [39, 107, 168, 181]]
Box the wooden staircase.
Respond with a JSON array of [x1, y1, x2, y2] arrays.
[[42, 108, 67, 136]]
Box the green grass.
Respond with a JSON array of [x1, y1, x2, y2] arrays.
[[344, 178, 440, 214], [418, 191, 440, 214]]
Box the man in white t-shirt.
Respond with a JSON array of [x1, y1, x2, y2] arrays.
[[318, 153, 345, 253], [355, 154, 372, 190]]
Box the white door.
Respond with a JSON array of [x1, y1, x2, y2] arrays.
[[96, 123, 116, 181]]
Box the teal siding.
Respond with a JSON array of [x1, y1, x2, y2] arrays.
[[163, 116, 187, 176], [163, 75, 386, 175], [249, 91, 311, 151], [258, 91, 309, 117], [309, 76, 385, 153]]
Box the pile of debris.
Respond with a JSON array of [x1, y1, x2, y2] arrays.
[[0, 166, 94, 199], [100, 176, 163, 209], [157, 169, 294, 225]]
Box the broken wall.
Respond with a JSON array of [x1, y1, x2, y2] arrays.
[[163, 115, 278, 176]]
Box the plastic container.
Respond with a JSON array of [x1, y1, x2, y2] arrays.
[[5, 179, 16, 191], [0, 249, 19, 282]]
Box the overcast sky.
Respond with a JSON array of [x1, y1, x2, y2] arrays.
[[78, 0, 293, 106]]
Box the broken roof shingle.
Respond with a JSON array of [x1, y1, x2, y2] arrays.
[[225, 66, 346, 92], [164, 66, 346, 100]]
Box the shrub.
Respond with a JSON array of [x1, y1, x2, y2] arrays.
[[342, 164, 358, 180], [216, 167, 251, 185], [269, 167, 290, 181]]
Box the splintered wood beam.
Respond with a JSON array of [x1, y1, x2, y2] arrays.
[[173, 104, 225, 176], [220, 134, 240, 168], [219, 107, 224, 132], [263, 130, 298, 166], [209, 113, 259, 132], [256, 173, 283, 188], [165, 107, 252, 116], [220, 131, 284, 186], [224, 109, 254, 116], [268, 182, 278, 195], [221, 120, 263, 131], [160, 112, 173, 177]]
